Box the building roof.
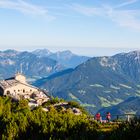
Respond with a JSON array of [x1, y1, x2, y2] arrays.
[[5, 77, 15, 80], [0, 79, 19, 90], [0, 74, 38, 90]]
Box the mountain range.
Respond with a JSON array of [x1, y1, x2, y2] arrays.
[[0, 49, 89, 81], [34, 51, 140, 114], [32, 49, 89, 68], [1, 49, 140, 115]]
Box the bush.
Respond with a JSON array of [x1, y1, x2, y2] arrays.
[[104, 119, 140, 140], [0, 96, 100, 140]]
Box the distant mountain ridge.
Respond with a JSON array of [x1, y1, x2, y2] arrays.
[[32, 49, 90, 68], [0, 49, 89, 80], [32, 49, 52, 57], [34, 50, 140, 114], [0, 50, 63, 80]]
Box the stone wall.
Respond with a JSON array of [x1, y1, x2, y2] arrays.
[[4, 83, 38, 97]]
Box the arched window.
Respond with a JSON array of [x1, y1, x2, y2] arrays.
[[23, 89, 25, 93], [7, 90, 10, 95]]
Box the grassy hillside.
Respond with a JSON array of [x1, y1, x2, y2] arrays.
[[35, 55, 140, 114]]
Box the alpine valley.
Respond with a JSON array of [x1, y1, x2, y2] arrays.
[[34, 50, 140, 115]]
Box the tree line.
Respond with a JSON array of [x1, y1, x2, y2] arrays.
[[0, 96, 140, 140]]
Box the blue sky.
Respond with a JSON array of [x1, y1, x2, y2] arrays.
[[0, 0, 140, 56]]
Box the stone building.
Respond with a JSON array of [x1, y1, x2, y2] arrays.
[[0, 73, 50, 105], [0, 73, 37, 97]]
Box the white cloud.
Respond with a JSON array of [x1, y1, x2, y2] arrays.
[[115, 0, 138, 8], [108, 9, 140, 30], [72, 1, 140, 31], [72, 4, 102, 17], [0, 0, 54, 19]]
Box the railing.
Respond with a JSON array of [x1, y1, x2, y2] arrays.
[[112, 114, 140, 122], [96, 114, 140, 122]]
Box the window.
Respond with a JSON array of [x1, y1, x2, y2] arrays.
[[23, 89, 25, 93], [7, 90, 10, 95]]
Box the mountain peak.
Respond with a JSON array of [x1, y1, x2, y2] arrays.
[[32, 49, 52, 57], [123, 50, 140, 61], [55, 50, 74, 57], [127, 50, 140, 56], [0, 49, 20, 57], [3, 49, 19, 53], [61, 50, 73, 54]]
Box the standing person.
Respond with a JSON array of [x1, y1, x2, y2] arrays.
[[95, 113, 101, 122], [106, 112, 111, 123]]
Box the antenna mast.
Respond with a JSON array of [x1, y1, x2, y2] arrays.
[[20, 63, 23, 74]]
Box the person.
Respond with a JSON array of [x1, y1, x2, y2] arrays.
[[95, 113, 101, 122], [106, 112, 111, 122]]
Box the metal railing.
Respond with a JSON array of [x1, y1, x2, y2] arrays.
[[95, 114, 140, 122], [111, 114, 140, 122]]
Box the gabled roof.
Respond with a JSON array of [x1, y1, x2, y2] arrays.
[[0, 79, 19, 90], [5, 77, 15, 80], [0, 77, 38, 90]]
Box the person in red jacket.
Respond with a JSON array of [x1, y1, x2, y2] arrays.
[[95, 113, 101, 122], [106, 112, 111, 122]]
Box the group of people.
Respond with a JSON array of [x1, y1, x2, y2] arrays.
[[95, 112, 111, 123]]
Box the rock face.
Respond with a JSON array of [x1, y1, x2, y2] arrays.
[[35, 51, 140, 114], [112, 51, 140, 82]]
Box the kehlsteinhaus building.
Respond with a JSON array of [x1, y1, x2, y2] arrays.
[[0, 73, 49, 107]]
